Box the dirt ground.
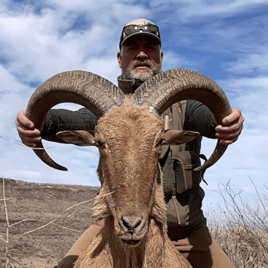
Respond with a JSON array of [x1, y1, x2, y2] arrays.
[[0, 178, 100, 268], [2, 177, 267, 268]]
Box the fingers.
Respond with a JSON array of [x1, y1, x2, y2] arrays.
[[15, 110, 42, 147], [215, 128, 242, 145], [221, 108, 243, 126], [215, 108, 245, 145], [17, 125, 42, 147], [15, 110, 34, 129]]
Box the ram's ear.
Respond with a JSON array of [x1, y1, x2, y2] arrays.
[[162, 130, 200, 145], [56, 130, 96, 146]]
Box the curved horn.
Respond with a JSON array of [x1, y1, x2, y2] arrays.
[[25, 70, 125, 171], [133, 68, 232, 172]]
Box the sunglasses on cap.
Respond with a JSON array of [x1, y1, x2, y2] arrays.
[[120, 24, 161, 48]]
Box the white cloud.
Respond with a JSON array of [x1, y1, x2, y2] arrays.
[[169, 0, 268, 20], [0, 0, 267, 213], [219, 76, 268, 126], [162, 51, 199, 71], [0, 9, 116, 81], [0, 65, 28, 93], [147, 0, 268, 26], [226, 49, 268, 75]]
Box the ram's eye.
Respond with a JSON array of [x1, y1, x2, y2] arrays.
[[95, 140, 104, 147], [156, 138, 164, 147]]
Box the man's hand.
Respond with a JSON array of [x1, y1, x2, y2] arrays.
[[15, 110, 47, 147], [215, 108, 244, 145]]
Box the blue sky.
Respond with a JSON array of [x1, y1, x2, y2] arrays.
[[0, 0, 268, 213]]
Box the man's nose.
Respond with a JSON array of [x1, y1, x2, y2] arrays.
[[136, 50, 148, 59]]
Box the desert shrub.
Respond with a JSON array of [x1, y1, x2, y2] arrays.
[[205, 179, 268, 268]]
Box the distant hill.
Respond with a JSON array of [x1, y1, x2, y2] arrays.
[[0, 178, 100, 268]]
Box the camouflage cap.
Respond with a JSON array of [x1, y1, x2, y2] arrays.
[[119, 18, 161, 49]]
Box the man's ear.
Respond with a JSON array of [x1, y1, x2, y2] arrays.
[[160, 51, 163, 65], [117, 51, 122, 68], [162, 130, 199, 145], [56, 130, 96, 146]]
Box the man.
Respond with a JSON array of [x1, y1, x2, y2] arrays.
[[16, 18, 244, 268]]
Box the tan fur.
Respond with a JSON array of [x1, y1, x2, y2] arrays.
[[74, 100, 192, 268], [74, 218, 191, 268]]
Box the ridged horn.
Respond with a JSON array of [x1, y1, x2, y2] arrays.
[[25, 70, 125, 171], [133, 68, 232, 172]]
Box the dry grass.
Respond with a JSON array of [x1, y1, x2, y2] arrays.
[[1, 177, 268, 267], [205, 179, 268, 268], [0, 178, 99, 268]]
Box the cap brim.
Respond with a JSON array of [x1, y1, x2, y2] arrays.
[[120, 32, 161, 48]]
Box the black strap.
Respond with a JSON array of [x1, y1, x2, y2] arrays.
[[159, 146, 171, 168]]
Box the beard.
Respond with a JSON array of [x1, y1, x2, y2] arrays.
[[125, 60, 161, 81]]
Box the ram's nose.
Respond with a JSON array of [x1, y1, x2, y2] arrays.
[[122, 216, 142, 231]]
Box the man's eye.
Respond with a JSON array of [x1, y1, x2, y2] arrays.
[[128, 46, 137, 51]]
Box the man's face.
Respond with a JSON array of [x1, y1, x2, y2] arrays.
[[117, 36, 163, 81]]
